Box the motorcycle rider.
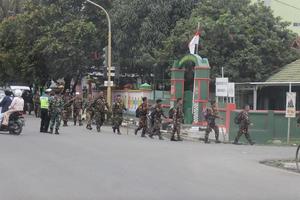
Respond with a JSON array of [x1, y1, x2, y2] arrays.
[[1, 89, 24, 128]]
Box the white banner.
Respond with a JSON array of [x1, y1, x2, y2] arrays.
[[216, 78, 228, 97], [227, 83, 235, 98], [286, 92, 296, 118]]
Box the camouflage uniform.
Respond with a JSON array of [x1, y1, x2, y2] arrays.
[[62, 93, 72, 126], [234, 111, 254, 145], [112, 99, 127, 134], [49, 95, 64, 134], [171, 103, 184, 141], [204, 108, 221, 143], [33, 93, 40, 118], [73, 97, 83, 126], [134, 103, 149, 137], [149, 104, 166, 140], [85, 98, 95, 130], [94, 97, 109, 132]]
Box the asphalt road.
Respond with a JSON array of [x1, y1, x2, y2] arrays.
[[0, 116, 299, 200]]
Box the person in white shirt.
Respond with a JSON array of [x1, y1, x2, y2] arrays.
[[1, 89, 24, 127]]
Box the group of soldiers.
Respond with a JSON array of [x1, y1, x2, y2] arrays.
[[203, 101, 254, 145], [36, 87, 253, 144], [38, 88, 128, 135], [134, 97, 184, 141]]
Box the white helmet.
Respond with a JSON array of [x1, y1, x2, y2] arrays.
[[14, 89, 22, 97]]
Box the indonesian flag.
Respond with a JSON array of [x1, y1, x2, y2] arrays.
[[189, 31, 200, 55]]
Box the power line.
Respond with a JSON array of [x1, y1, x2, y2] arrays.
[[272, 0, 300, 11]]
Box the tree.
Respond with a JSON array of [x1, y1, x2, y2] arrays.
[[111, 0, 200, 83], [159, 0, 300, 81], [0, 0, 100, 88]]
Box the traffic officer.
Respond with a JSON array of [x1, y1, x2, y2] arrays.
[[40, 89, 51, 133]]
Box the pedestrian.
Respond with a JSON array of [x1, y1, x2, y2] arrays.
[[62, 90, 72, 127], [233, 105, 255, 145], [112, 95, 127, 134], [33, 91, 41, 118], [171, 98, 184, 141], [149, 99, 167, 140], [94, 91, 110, 132], [49, 90, 64, 134], [85, 94, 94, 130], [40, 89, 51, 133], [73, 92, 83, 126], [134, 97, 149, 137], [204, 101, 222, 144]]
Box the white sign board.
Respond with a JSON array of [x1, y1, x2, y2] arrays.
[[285, 92, 296, 118], [104, 81, 114, 87], [227, 83, 235, 98], [216, 78, 228, 97]]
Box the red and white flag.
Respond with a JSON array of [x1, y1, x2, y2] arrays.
[[188, 31, 201, 55]]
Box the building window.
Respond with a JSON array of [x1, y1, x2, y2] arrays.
[[293, 23, 300, 27]]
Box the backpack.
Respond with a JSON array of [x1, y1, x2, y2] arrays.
[[169, 107, 175, 119], [202, 108, 208, 119], [234, 112, 242, 124], [135, 107, 140, 118]]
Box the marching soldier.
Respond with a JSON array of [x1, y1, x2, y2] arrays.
[[112, 95, 127, 134], [233, 105, 255, 145], [73, 92, 83, 126], [62, 90, 72, 126], [134, 97, 149, 137], [49, 90, 64, 134], [149, 99, 167, 140], [204, 101, 222, 143], [85, 94, 95, 130], [94, 91, 110, 132], [171, 98, 184, 141]]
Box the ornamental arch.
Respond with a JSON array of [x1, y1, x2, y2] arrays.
[[170, 54, 210, 124]]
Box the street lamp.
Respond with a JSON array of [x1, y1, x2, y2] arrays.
[[86, 0, 112, 106]]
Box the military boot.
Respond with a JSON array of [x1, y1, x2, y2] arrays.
[[55, 129, 60, 135], [97, 126, 101, 133], [170, 135, 177, 141], [79, 121, 83, 126], [63, 121, 68, 127], [74, 121, 76, 126], [134, 128, 138, 135], [117, 128, 121, 135], [86, 125, 92, 130], [112, 127, 116, 133], [49, 128, 53, 134]]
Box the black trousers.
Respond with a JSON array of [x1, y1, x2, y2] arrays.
[[40, 109, 50, 132]]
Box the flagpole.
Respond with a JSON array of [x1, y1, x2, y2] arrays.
[[195, 22, 200, 55]]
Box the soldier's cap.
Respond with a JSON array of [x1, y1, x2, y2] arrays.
[[45, 89, 52, 93]]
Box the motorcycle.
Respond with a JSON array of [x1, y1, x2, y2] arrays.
[[0, 111, 25, 135]]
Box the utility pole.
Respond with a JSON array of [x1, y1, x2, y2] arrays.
[[86, 0, 112, 106]]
